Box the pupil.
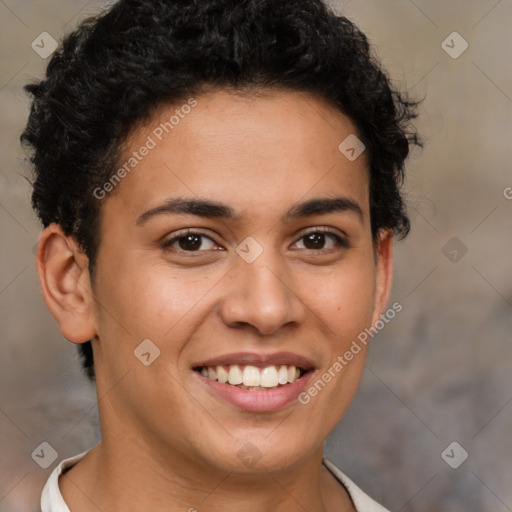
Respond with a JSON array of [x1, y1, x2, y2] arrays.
[[179, 234, 201, 251], [304, 233, 324, 249]]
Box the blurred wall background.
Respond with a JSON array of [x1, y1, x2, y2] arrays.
[[1, 1, 511, 511]]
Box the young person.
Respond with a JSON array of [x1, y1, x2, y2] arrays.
[[22, 0, 420, 510]]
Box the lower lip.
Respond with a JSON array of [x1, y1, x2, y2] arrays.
[[194, 370, 314, 412]]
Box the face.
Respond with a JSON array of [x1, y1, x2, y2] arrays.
[[50, 89, 393, 475]]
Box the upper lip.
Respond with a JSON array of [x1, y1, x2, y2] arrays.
[[192, 351, 315, 371]]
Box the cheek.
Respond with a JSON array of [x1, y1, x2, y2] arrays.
[[105, 271, 200, 338], [293, 264, 376, 434], [110, 260, 376, 344], [98, 259, 228, 360], [303, 260, 377, 343]]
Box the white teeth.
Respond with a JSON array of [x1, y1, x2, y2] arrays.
[[243, 365, 261, 386], [260, 366, 279, 387], [199, 363, 305, 388], [216, 365, 229, 383], [277, 365, 289, 385], [228, 364, 243, 385]]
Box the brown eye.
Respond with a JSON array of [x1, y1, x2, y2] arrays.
[[303, 232, 328, 250], [162, 231, 218, 252], [293, 229, 349, 251]]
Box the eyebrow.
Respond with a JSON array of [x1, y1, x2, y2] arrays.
[[136, 195, 364, 226]]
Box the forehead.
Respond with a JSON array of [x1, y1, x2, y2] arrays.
[[101, 89, 370, 225]]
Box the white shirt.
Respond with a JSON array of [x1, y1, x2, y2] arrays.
[[41, 450, 390, 512]]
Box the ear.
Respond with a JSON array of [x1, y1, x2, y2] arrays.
[[371, 229, 394, 326], [35, 223, 97, 343]]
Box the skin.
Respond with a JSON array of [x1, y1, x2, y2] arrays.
[[36, 88, 393, 512]]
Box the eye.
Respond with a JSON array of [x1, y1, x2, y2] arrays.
[[161, 230, 220, 252], [292, 228, 349, 251], [161, 227, 349, 254]]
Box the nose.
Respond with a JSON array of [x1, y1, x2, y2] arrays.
[[219, 251, 305, 336]]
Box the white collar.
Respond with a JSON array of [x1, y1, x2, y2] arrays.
[[41, 449, 90, 512], [323, 458, 390, 512]]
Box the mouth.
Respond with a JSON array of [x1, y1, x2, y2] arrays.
[[193, 364, 310, 391], [191, 352, 315, 412]]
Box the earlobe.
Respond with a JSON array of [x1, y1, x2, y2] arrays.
[[35, 223, 97, 344], [371, 229, 394, 326]]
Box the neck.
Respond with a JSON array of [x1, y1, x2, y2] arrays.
[[59, 436, 353, 512]]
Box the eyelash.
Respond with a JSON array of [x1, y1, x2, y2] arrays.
[[161, 227, 350, 253]]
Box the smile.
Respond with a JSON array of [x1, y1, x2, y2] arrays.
[[191, 351, 315, 411], [194, 364, 307, 390]]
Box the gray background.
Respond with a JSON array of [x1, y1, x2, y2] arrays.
[[1, 1, 511, 511]]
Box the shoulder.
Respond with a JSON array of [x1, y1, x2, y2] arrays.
[[322, 458, 391, 512]]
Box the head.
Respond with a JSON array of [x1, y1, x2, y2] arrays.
[[22, 0, 419, 474]]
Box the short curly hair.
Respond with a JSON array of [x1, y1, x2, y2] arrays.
[[21, 0, 420, 382]]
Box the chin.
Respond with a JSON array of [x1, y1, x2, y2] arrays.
[[195, 430, 317, 475]]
